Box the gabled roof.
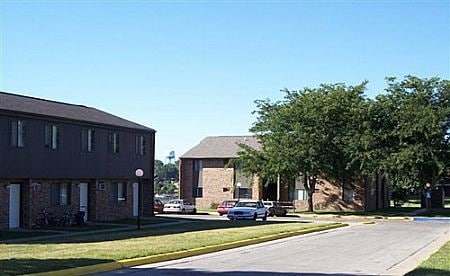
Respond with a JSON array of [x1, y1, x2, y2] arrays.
[[181, 136, 260, 159], [0, 91, 154, 132]]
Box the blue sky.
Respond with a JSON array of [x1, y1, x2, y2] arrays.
[[1, 0, 449, 161]]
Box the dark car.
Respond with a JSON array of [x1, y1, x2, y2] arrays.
[[153, 198, 164, 213], [263, 201, 287, 216], [217, 200, 238, 216]]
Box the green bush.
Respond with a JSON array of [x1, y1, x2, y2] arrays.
[[210, 202, 219, 209]]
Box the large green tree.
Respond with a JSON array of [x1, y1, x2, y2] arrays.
[[239, 82, 370, 211], [370, 76, 450, 195]]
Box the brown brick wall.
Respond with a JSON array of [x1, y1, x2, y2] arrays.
[[196, 167, 234, 208], [0, 181, 9, 229], [293, 178, 365, 211], [1, 178, 148, 229], [180, 159, 194, 203]]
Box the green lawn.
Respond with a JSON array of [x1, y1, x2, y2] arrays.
[[407, 241, 450, 275], [0, 220, 338, 275]]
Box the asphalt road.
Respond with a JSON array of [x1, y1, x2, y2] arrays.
[[98, 219, 449, 276]]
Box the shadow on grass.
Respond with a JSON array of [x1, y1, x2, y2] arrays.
[[0, 230, 58, 241], [21, 219, 307, 245], [406, 268, 450, 275], [0, 258, 112, 275]]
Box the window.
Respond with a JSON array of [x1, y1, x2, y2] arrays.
[[113, 182, 127, 202], [135, 135, 146, 155], [343, 183, 354, 202], [108, 132, 119, 153], [297, 189, 309, 200], [193, 160, 203, 198], [11, 120, 25, 148], [51, 183, 71, 205], [81, 129, 95, 152], [45, 125, 59, 149]]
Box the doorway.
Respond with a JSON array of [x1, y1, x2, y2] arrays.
[[79, 182, 88, 222], [9, 183, 20, 228]]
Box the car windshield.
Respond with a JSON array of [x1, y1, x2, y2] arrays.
[[235, 201, 257, 208], [168, 200, 182, 204]]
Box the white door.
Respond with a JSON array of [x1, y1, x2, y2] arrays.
[[79, 183, 88, 222], [133, 183, 139, 216], [9, 184, 20, 228]]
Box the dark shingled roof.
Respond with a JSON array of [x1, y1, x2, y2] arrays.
[[0, 91, 154, 132], [181, 136, 260, 158]]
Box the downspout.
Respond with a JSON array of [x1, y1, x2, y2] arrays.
[[149, 131, 156, 216], [277, 174, 281, 201]]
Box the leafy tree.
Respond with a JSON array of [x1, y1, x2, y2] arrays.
[[155, 160, 179, 195], [370, 76, 450, 195], [239, 82, 370, 211]]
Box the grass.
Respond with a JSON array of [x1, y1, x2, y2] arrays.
[[407, 240, 450, 275], [0, 220, 333, 275], [0, 230, 58, 241]]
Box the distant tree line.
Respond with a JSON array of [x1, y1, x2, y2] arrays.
[[155, 160, 179, 195], [237, 76, 450, 211]]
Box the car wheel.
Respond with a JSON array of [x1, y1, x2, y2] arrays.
[[253, 213, 257, 220], [181, 209, 186, 214], [263, 212, 268, 221], [192, 208, 197, 214]]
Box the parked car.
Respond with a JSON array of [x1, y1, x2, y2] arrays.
[[163, 199, 197, 214], [153, 198, 164, 213], [217, 200, 238, 216], [263, 201, 287, 217], [227, 200, 268, 221]]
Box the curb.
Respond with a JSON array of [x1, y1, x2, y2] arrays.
[[30, 223, 347, 276], [297, 213, 413, 221]]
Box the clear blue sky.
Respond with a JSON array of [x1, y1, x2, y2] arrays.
[[1, 0, 449, 161]]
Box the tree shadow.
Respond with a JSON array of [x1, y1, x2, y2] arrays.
[[7, 218, 310, 245], [0, 258, 113, 275], [406, 267, 450, 275]]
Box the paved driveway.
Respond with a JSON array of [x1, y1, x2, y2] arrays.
[[98, 220, 449, 276]]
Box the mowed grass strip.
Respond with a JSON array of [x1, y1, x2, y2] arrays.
[[1, 220, 333, 275], [407, 240, 450, 276]]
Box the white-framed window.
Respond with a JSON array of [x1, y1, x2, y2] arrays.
[[116, 182, 127, 201], [81, 129, 95, 152], [45, 124, 59, 149], [135, 135, 146, 155], [108, 132, 119, 153], [11, 120, 26, 148], [297, 188, 309, 200]]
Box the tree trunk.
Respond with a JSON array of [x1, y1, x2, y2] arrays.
[[306, 174, 316, 212]]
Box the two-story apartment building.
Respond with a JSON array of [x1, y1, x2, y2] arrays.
[[0, 92, 155, 229], [180, 136, 389, 211]]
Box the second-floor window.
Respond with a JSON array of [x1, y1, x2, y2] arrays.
[[11, 120, 25, 148], [108, 132, 119, 153], [45, 125, 59, 150], [81, 129, 95, 152], [135, 135, 146, 155]]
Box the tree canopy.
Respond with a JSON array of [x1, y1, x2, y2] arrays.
[[238, 76, 449, 210]]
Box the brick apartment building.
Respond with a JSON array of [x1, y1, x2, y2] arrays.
[[179, 136, 389, 211], [0, 92, 155, 229]]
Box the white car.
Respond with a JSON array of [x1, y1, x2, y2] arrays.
[[163, 199, 197, 214], [227, 200, 268, 221]]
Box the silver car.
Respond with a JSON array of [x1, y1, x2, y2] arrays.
[[227, 200, 268, 221]]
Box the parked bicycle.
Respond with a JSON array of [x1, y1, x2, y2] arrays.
[[33, 209, 59, 228]]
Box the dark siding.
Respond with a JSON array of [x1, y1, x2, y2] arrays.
[[0, 114, 154, 180]]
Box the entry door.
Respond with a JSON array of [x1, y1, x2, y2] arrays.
[[133, 183, 139, 216], [79, 183, 88, 222], [9, 184, 20, 228]]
